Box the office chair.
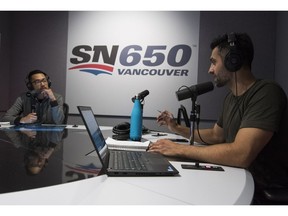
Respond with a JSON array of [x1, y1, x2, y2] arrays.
[[260, 103, 288, 205], [62, 103, 69, 124], [262, 188, 288, 204]]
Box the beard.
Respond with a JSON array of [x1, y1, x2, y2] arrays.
[[213, 71, 231, 88], [214, 77, 227, 87]]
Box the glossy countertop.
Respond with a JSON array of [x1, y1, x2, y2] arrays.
[[0, 124, 254, 204], [0, 124, 103, 195]]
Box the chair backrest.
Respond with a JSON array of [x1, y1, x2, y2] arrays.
[[63, 103, 69, 124], [261, 99, 288, 204]]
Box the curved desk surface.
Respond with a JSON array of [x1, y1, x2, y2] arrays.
[[0, 124, 254, 205]]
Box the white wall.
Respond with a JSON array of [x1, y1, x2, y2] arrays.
[[66, 11, 200, 117]]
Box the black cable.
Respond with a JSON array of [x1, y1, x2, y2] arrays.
[[196, 116, 211, 145], [234, 72, 243, 120]]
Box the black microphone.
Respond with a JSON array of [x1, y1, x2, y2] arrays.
[[176, 82, 214, 101], [26, 90, 39, 98], [26, 90, 39, 113], [132, 90, 149, 102], [138, 90, 149, 100]]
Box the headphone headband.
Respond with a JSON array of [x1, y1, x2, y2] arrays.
[[224, 32, 244, 72], [228, 32, 237, 46], [25, 70, 52, 90]]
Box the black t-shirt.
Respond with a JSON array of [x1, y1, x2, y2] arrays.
[[217, 79, 288, 188]]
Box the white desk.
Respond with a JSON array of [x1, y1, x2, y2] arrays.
[[0, 125, 254, 205]]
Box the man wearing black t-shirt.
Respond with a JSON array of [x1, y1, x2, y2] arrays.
[[149, 32, 288, 204]]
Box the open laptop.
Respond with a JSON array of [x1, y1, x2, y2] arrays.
[[77, 106, 179, 176]]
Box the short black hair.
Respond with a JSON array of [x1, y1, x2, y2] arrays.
[[27, 69, 47, 82], [210, 32, 254, 68]]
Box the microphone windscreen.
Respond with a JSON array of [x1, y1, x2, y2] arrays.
[[26, 90, 39, 98], [176, 82, 214, 101], [138, 90, 149, 100]]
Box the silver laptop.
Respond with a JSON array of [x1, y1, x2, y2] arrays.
[[77, 106, 179, 176]]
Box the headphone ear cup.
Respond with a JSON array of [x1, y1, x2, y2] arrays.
[[26, 82, 33, 90], [46, 76, 52, 88], [25, 77, 33, 90], [224, 49, 243, 72], [48, 81, 52, 88], [112, 122, 130, 135]]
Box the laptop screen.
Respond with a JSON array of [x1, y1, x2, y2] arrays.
[[78, 106, 108, 162]]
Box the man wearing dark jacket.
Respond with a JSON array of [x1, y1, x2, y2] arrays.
[[2, 69, 64, 125]]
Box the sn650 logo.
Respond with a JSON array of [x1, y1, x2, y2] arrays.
[[69, 45, 192, 76]]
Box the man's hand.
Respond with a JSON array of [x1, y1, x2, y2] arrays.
[[20, 113, 38, 124], [157, 110, 178, 132], [40, 88, 56, 101], [147, 139, 186, 157]]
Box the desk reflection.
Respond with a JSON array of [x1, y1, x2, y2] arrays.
[[5, 129, 64, 175], [0, 127, 101, 194]]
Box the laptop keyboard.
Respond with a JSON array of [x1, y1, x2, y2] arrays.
[[110, 151, 148, 171]]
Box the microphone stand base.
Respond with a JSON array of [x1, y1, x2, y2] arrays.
[[181, 163, 224, 171]]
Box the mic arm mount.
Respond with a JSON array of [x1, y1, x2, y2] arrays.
[[189, 95, 200, 145]]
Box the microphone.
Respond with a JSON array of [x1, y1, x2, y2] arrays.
[[132, 90, 149, 102], [26, 90, 39, 113], [137, 90, 149, 100], [26, 90, 39, 98], [176, 82, 214, 101]]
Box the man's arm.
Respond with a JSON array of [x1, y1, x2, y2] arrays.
[[1, 97, 24, 124], [148, 127, 273, 168], [50, 93, 65, 124], [157, 110, 225, 144], [194, 123, 225, 144]]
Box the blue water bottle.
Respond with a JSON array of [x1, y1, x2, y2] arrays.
[[129, 96, 143, 141]]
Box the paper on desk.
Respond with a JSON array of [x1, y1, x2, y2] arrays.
[[0, 122, 10, 125], [106, 137, 150, 151], [0, 122, 13, 128], [142, 133, 189, 142]]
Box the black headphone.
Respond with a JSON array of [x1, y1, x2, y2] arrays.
[[112, 122, 149, 135], [224, 32, 244, 72], [25, 70, 52, 90], [112, 122, 131, 135]]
